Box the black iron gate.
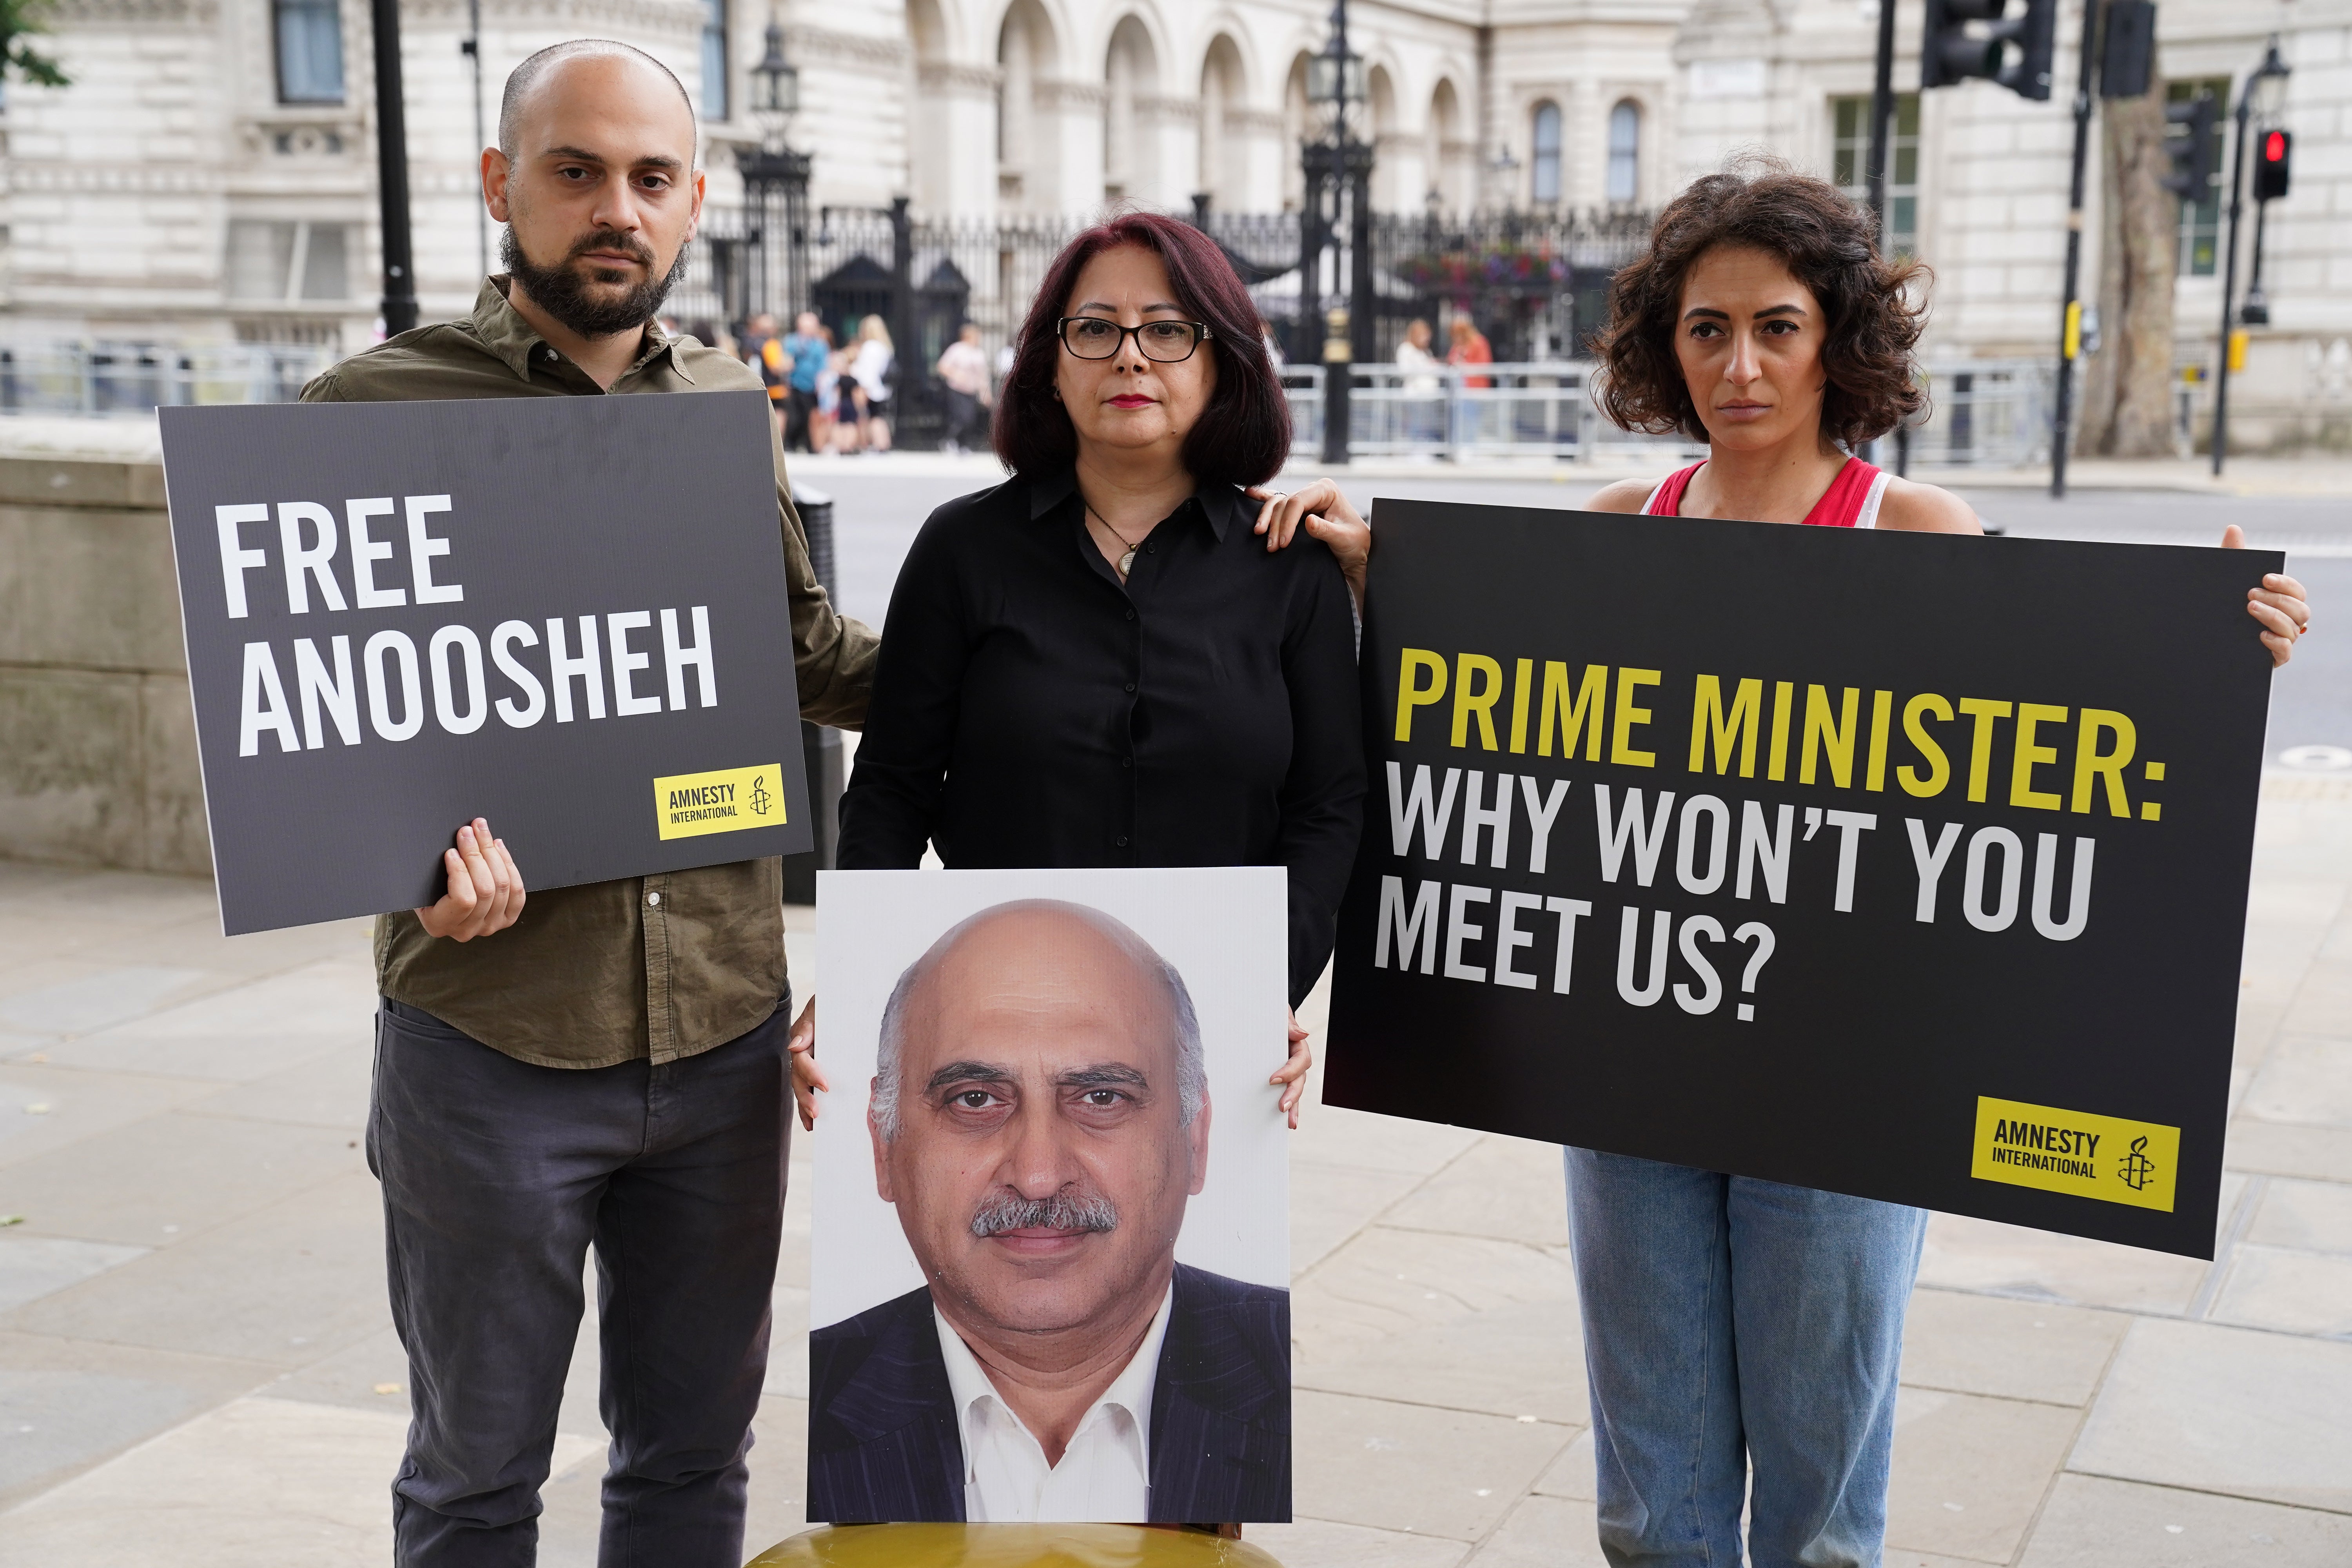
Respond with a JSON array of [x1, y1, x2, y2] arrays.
[[666, 205, 1650, 449]]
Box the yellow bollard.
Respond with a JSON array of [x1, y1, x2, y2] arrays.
[[751, 1523, 1287, 1568]]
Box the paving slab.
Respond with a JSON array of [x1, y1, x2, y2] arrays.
[[2224, 1118, 2352, 1183], [1245, 1517, 1470, 1568], [2243, 1034, 2352, 1127], [2207, 1243, 2352, 1336], [1897, 1289, 2128, 1407], [0, 1330, 273, 1505], [1292, 1158, 1425, 1272], [0, 1234, 146, 1312], [0, 1062, 221, 1170], [178, 1038, 374, 1130], [1460, 1492, 1609, 1566], [2018, 1472, 2352, 1567], [0, 963, 215, 1037], [1, 1170, 387, 1366], [0, 1107, 368, 1247], [2067, 1317, 2352, 1515], [1294, 1225, 1585, 1423], [1379, 1135, 1572, 1249], [1915, 1210, 2215, 1313], [2245, 1174, 2352, 1251], [1530, 1428, 1595, 1501], [1885, 1385, 2083, 1563], [263, 1325, 413, 1417], [0, 1394, 414, 1567], [46, 959, 376, 1080], [1293, 1389, 1572, 1542], [1289, 1102, 1485, 1181]]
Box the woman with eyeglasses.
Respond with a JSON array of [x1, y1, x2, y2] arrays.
[[823, 211, 1370, 1133]]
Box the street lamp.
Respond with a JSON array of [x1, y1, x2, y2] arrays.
[[750, 20, 799, 138], [1298, 0, 1372, 465], [1306, 44, 1365, 108], [736, 16, 811, 328]]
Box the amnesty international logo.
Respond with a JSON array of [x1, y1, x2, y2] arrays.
[[1969, 1096, 2180, 1212], [653, 764, 787, 841]]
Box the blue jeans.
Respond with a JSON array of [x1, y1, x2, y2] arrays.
[[1564, 1149, 1927, 1568]]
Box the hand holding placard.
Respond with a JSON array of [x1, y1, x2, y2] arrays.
[[413, 818, 527, 942]]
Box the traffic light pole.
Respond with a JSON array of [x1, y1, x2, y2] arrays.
[[2049, 0, 2100, 499], [1864, 0, 1897, 236], [2213, 39, 2290, 477], [2210, 77, 2255, 476]]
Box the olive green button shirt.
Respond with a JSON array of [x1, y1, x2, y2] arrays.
[[301, 276, 878, 1069]]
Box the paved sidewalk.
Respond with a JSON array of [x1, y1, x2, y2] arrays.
[[2, 780, 2349, 1565]]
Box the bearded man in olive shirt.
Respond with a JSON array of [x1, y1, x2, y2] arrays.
[[301, 41, 872, 1567]]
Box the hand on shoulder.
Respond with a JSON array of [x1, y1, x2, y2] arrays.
[[1876, 475, 1983, 535]]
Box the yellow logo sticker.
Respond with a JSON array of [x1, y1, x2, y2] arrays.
[[654, 764, 785, 840], [1970, 1096, 2179, 1212]]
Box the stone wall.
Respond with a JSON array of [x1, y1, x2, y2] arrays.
[[0, 455, 211, 875]]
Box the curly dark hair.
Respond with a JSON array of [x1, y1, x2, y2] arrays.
[[1596, 159, 1929, 452], [993, 211, 1288, 487]]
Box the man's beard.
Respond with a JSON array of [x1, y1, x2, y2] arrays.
[[969, 1185, 1120, 1240], [501, 224, 687, 339]]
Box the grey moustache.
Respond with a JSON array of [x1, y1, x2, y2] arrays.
[[969, 1188, 1120, 1240]]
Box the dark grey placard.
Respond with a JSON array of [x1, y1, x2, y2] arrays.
[[162, 390, 809, 935], [1326, 499, 2278, 1259]]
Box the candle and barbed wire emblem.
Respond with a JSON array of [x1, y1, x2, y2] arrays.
[[2118, 1135, 2159, 1193], [749, 773, 775, 817]]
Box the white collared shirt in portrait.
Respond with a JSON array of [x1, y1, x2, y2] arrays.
[[933, 1284, 1176, 1523]]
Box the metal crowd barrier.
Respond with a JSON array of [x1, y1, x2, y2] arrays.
[[1283, 358, 2056, 468], [0, 341, 338, 415]]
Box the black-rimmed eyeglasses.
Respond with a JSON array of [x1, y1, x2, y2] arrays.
[[1054, 316, 1214, 363]]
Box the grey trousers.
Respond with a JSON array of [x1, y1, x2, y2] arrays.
[[368, 997, 791, 1568]]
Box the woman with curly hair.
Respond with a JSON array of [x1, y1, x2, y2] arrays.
[[1555, 161, 2310, 1568]]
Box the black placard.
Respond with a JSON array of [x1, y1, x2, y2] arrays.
[[162, 391, 809, 935], [1324, 499, 2278, 1259]]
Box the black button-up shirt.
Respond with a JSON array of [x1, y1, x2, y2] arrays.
[[837, 468, 1365, 1002]]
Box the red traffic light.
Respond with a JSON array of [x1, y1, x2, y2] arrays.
[[2255, 129, 2292, 201]]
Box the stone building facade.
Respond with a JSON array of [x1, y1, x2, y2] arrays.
[[1, 0, 2346, 446]]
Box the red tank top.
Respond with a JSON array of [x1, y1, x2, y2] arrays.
[[1642, 458, 1887, 528]]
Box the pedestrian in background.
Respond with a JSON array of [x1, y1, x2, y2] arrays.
[[1394, 317, 1442, 450], [781, 311, 827, 453], [816, 325, 848, 452], [848, 314, 894, 453], [1444, 314, 1492, 448], [744, 311, 787, 428], [934, 320, 991, 454]]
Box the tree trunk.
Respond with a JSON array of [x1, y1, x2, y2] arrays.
[[2092, 87, 2182, 457], [2077, 107, 2125, 452]]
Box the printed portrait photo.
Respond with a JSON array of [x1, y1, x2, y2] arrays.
[[808, 867, 1292, 1525]]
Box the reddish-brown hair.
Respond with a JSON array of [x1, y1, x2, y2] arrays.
[[993, 211, 1288, 486], [1597, 160, 1929, 451]]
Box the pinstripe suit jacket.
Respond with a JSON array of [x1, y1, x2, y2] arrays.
[[806, 1262, 1292, 1523]]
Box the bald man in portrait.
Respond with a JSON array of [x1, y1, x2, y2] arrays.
[[808, 900, 1291, 1524]]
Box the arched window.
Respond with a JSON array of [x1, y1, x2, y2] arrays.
[[1531, 101, 1563, 204], [1607, 101, 1641, 205]]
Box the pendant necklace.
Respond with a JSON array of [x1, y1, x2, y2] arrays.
[[1085, 503, 1152, 581]]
